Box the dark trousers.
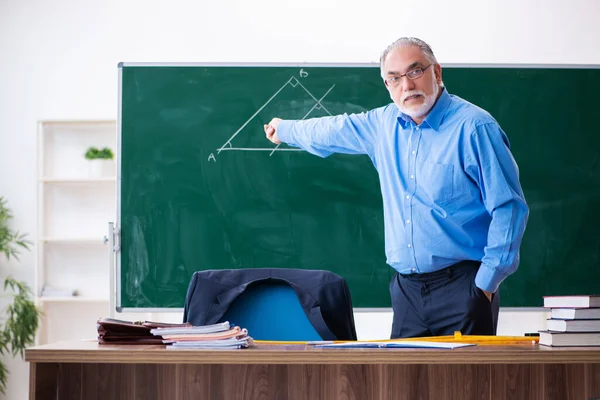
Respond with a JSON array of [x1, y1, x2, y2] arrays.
[[389, 260, 500, 339]]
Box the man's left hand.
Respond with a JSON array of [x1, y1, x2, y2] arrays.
[[482, 290, 493, 302]]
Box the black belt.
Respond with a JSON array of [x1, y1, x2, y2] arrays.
[[400, 260, 481, 281]]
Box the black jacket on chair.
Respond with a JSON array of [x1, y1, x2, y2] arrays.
[[182, 268, 358, 341]]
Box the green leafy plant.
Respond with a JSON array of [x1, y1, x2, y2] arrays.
[[84, 146, 114, 160], [0, 197, 40, 394]]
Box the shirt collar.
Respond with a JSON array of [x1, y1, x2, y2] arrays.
[[396, 88, 451, 131]]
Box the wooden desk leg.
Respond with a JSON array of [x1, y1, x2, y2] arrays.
[[29, 362, 59, 400]]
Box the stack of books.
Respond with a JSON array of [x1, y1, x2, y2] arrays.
[[539, 294, 600, 347], [150, 321, 253, 349]]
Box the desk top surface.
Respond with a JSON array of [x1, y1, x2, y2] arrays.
[[25, 341, 600, 365]]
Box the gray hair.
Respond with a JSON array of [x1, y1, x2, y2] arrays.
[[380, 37, 439, 79]]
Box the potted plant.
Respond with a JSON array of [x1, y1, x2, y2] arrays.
[[0, 197, 41, 394], [84, 146, 115, 177]]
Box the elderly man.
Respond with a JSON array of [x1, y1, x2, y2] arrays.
[[264, 37, 529, 338]]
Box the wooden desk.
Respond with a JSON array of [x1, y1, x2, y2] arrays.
[[25, 341, 600, 400]]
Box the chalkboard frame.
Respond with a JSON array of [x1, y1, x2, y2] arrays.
[[115, 62, 600, 312]]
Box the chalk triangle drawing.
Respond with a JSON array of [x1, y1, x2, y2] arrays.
[[217, 76, 335, 156]]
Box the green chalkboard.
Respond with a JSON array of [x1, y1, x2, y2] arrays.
[[118, 64, 600, 310]]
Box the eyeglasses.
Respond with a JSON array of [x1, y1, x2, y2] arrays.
[[385, 64, 433, 87]]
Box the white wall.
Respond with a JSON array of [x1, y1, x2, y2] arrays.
[[1, 0, 599, 398]]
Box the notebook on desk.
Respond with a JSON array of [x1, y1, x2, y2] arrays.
[[315, 341, 476, 349]]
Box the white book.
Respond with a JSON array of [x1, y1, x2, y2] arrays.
[[551, 308, 600, 320], [171, 338, 250, 346], [168, 337, 252, 349], [151, 321, 231, 336], [543, 295, 600, 308], [167, 344, 244, 349], [539, 330, 600, 347], [546, 318, 600, 332]]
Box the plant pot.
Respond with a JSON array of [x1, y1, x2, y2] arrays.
[[88, 159, 114, 177]]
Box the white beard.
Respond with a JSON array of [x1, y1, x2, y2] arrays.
[[395, 80, 441, 120]]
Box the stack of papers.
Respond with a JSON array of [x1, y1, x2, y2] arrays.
[[316, 341, 476, 349], [151, 321, 253, 349]]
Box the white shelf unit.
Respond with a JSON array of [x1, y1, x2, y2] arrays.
[[36, 120, 117, 344]]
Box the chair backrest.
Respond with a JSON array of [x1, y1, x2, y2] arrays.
[[219, 280, 322, 341], [183, 268, 357, 340]]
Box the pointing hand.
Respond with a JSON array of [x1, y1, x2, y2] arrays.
[[264, 118, 283, 144]]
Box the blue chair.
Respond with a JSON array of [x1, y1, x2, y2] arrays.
[[219, 280, 322, 341], [183, 268, 358, 341]]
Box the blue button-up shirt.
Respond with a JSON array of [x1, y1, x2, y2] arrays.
[[277, 88, 529, 293]]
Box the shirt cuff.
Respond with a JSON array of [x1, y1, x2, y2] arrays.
[[276, 120, 295, 146], [474, 264, 505, 293]]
